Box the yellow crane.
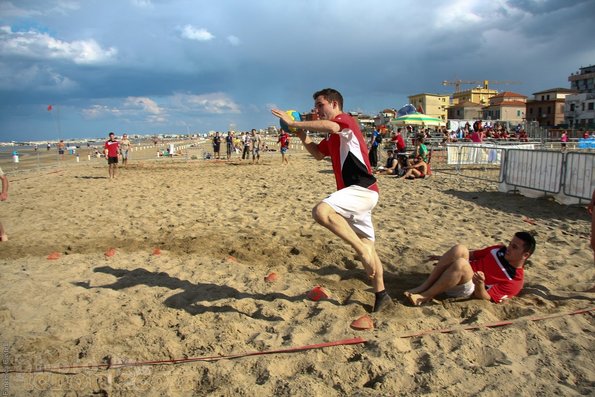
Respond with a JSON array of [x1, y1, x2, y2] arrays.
[[441, 79, 522, 92]]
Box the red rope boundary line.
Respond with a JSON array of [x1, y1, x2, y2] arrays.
[[6, 307, 594, 374], [399, 307, 594, 338], [7, 337, 367, 374]]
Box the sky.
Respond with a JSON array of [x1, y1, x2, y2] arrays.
[[0, 0, 594, 141]]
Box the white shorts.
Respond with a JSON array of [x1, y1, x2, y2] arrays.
[[445, 280, 475, 298], [322, 185, 379, 241]]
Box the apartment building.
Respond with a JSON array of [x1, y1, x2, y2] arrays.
[[526, 88, 575, 127], [407, 93, 450, 121], [565, 65, 595, 128]]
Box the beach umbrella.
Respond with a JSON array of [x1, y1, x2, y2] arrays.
[[396, 104, 417, 117], [391, 112, 445, 127]]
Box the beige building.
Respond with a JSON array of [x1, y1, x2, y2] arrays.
[[407, 93, 450, 121], [482, 92, 527, 123], [451, 83, 499, 106], [447, 101, 483, 120]]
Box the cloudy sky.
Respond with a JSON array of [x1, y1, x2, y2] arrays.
[[0, 0, 594, 141]]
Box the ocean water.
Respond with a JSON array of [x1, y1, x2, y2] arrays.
[[0, 139, 135, 159]]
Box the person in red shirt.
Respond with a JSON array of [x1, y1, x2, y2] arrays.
[[405, 232, 536, 305], [104, 132, 120, 179], [277, 129, 290, 165], [561, 130, 569, 150], [391, 128, 407, 171], [392, 128, 406, 152], [272, 88, 391, 312]]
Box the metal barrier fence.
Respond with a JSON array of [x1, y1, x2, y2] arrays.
[[563, 152, 595, 200], [430, 144, 509, 183], [431, 143, 594, 201], [503, 149, 564, 195]]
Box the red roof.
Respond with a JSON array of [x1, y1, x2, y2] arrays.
[[491, 91, 527, 98], [485, 101, 527, 107]]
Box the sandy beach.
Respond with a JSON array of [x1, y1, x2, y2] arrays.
[[0, 144, 593, 396]]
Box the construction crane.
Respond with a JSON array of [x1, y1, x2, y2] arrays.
[[441, 79, 522, 92]]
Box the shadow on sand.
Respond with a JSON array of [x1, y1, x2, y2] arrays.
[[73, 265, 339, 321]]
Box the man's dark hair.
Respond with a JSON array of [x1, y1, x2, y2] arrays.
[[109, 132, 115, 136], [515, 231, 536, 256], [313, 88, 343, 110]]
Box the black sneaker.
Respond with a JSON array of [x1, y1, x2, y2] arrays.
[[373, 292, 393, 312]]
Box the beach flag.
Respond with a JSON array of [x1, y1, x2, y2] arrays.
[[47, 105, 53, 111], [416, 105, 424, 114]]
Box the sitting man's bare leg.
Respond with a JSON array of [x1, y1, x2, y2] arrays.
[[405, 244, 472, 305]]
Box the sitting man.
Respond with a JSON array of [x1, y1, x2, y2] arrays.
[[401, 159, 428, 179], [407, 136, 428, 166], [374, 149, 398, 175], [405, 232, 536, 306], [400, 136, 429, 179]]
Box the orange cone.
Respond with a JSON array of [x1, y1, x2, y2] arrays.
[[47, 252, 61, 260], [264, 272, 278, 282], [350, 315, 374, 330], [307, 286, 330, 301], [104, 248, 116, 257], [152, 248, 161, 256]]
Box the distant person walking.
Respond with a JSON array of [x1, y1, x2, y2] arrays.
[[57, 140, 66, 160], [0, 166, 9, 241], [225, 131, 234, 160], [242, 132, 251, 160], [278, 129, 290, 165], [250, 129, 262, 164], [104, 132, 119, 180], [368, 127, 381, 167], [119, 134, 132, 167], [212, 132, 222, 159], [561, 130, 568, 151]]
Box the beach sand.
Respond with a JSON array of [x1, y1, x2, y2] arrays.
[[0, 145, 593, 396]]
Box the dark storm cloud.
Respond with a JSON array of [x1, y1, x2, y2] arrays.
[[0, 0, 593, 140]]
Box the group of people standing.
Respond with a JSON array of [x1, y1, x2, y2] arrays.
[[211, 129, 291, 164], [211, 129, 265, 163]]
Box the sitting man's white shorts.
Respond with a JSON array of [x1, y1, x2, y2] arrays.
[[322, 185, 379, 241], [445, 280, 475, 298]]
